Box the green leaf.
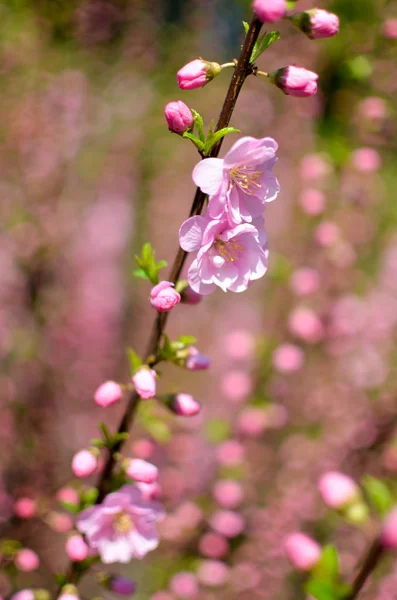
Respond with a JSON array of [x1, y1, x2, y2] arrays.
[[205, 419, 231, 444], [362, 475, 394, 517], [127, 348, 143, 374], [133, 268, 150, 280], [313, 546, 339, 583], [182, 131, 205, 153], [91, 437, 107, 448], [60, 501, 80, 514], [113, 432, 130, 443], [178, 335, 197, 346], [305, 579, 339, 600], [204, 127, 240, 155], [160, 333, 176, 361], [242, 21, 249, 34], [82, 487, 99, 507], [191, 109, 205, 143], [99, 422, 113, 445], [251, 30, 280, 63], [134, 242, 167, 284]]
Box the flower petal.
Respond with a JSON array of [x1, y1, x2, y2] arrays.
[[179, 216, 207, 252], [192, 158, 224, 195], [188, 258, 216, 295], [223, 137, 278, 169]]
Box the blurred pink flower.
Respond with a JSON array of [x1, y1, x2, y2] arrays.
[[65, 535, 89, 562], [212, 480, 244, 509], [314, 221, 341, 247], [253, 0, 286, 23], [72, 450, 98, 478], [14, 498, 37, 519], [15, 549, 39, 572], [210, 510, 245, 538], [318, 472, 359, 509], [299, 188, 327, 215], [132, 368, 156, 399], [288, 307, 324, 344], [126, 459, 158, 484], [221, 370, 253, 402], [76, 485, 163, 563], [285, 533, 321, 571], [382, 507, 397, 548], [224, 330, 255, 360], [197, 560, 230, 587], [382, 19, 397, 39], [351, 147, 382, 173], [216, 440, 245, 466], [185, 348, 210, 371], [192, 136, 279, 225], [169, 572, 198, 598], [94, 380, 122, 408], [237, 407, 268, 437], [272, 343, 305, 373], [199, 533, 229, 559], [290, 268, 320, 296]]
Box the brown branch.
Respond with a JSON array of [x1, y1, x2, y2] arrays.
[[345, 537, 384, 600], [57, 13, 263, 592]]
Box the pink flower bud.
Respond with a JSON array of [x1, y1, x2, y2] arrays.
[[272, 343, 305, 373], [212, 480, 244, 509], [381, 507, 397, 548], [221, 370, 252, 403], [126, 459, 158, 483], [299, 188, 327, 215], [224, 330, 255, 361], [177, 59, 221, 90], [11, 591, 34, 600], [65, 535, 89, 562], [14, 498, 37, 519], [167, 393, 201, 417], [290, 268, 320, 296], [71, 450, 97, 478], [56, 487, 80, 506], [237, 407, 268, 437], [288, 307, 324, 344], [185, 347, 210, 371], [94, 380, 122, 407], [164, 101, 193, 135], [210, 510, 245, 538], [318, 472, 359, 509], [293, 9, 339, 39], [270, 66, 318, 97], [285, 533, 321, 571], [48, 512, 74, 533], [300, 155, 331, 180], [197, 560, 230, 587], [132, 368, 156, 399], [15, 549, 40, 572], [132, 438, 154, 459], [136, 481, 161, 501], [314, 221, 341, 247], [181, 286, 202, 305], [150, 281, 181, 312], [216, 440, 245, 467], [199, 533, 229, 559], [169, 572, 198, 598], [351, 147, 382, 173], [252, 0, 286, 23], [110, 576, 137, 595]]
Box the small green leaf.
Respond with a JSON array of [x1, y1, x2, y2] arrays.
[[242, 21, 250, 34], [178, 335, 197, 346], [156, 260, 168, 270], [133, 268, 150, 280], [313, 546, 339, 583], [191, 109, 205, 143], [60, 501, 80, 514], [113, 432, 130, 443], [91, 437, 107, 448], [127, 348, 143, 374], [362, 475, 394, 517], [204, 127, 240, 155], [182, 131, 205, 153], [99, 422, 113, 444], [251, 30, 280, 63], [134, 243, 166, 284], [82, 487, 99, 507], [305, 579, 339, 600]]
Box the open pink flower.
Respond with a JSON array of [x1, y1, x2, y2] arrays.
[[193, 136, 279, 226], [179, 214, 268, 294], [76, 484, 163, 563]]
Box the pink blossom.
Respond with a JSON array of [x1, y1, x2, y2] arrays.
[[197, 560, 230, 587], [216, 440, 245, 466], [132, 439, 154, 459], [177, 59, 221, 90], [212, 480, 244, 509], [136, 481, 162, 501], [285, 533, 321, 571], [299, 188, 327, 215], [315, 221, 341, 247], [150, 281, 181, 312], [10, 591, 34, 600], [94, 380, 122, 407], [14, 498, 37, 519], [126, 459, 158, 484], [150, 593, 174, 600], [199, 533, 229, 559], [318, 472, 359, 509], [65, 535, 89, 562], [169, 572, 198, 598], [110, 576, 137, 595], [272, 343, 304, 373], [237, 407, 268, 437], [47, 512, 74, 533], [192, 136, 279, 226], [57, 487, 80, 506], [253, 0, 286, 23], [221, 370, 253, 402], [360, 97, 387, 121], [76, 484, 163, 563], [210, 510, 245, 538], [270, 66, 318, 97], [58, 594, 79, 600], [383, 19, 397, 39], [170, 393, 201, 416], [72, 450, 98, 478], [180, 214, 269, 294], [132, 368, 156, 399], [301, 9, 339, 39], [300, 155, 331, 180], [224, 330, 255, 360], [351, 147, 382, 173], [290, 268, 320, 296], [185, 347, 210, 370], [164, 101, 193, 134], [15, 549, 39, 572], [381, 507, 397, 548], [288, 307, 324, 344]]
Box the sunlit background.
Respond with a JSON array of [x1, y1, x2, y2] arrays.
[[2, 0, 397, 598]]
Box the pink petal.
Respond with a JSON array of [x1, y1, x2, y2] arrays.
[[223, 137, 278, 169], [179, 216, 207, 252], [188, 259, 216, 295], [192, 158, 224, 195]]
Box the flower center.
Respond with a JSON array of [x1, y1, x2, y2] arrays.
[[113, 511, 134, 534], [230, 165, 262, 195], [213, 238, 244, 263]]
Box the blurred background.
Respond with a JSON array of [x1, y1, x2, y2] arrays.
[[2, 0, 397, 598]]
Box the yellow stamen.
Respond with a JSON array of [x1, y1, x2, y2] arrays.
[[113, 512, 133, 533], [214, 239, 244, 262], [230, 164, 262, 195]]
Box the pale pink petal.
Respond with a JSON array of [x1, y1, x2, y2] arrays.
[[179, 216, 207, 252], [223, 137, 278, 169], [188, 259, 216, 295], [192, 158, 224, 194]]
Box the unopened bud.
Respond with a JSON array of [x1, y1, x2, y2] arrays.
[[71, 450, 97, 478], [177, 59, 221, 90], [163, 393, 201, 417], [164, 102, 194, 135], [292, 9, 339, 40], [269, 66, 318, 97]]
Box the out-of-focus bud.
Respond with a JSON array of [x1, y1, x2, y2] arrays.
[[56, 487, 80, 507], [110, 577, 137, 596], [126, 458, 158, 484], [272, 343, 304, 373], [94, 381, 122, 408], [169, 572, 199, 598], [181, 285, 202, 305], [57, 589, 79, 600], [163, 393, 201, 417], [288, 307, 324, 344], [185, 347, 210, 370], [210, 510, 245, 538], [269, 66, 318, 97], [381, 507, 397, 548], [150, 281, 181, 312], [197, 560, 230, 587], [65, 535, 89, 562], [10, 591, 34, 600], [318, 471, 359, 509], [177, 59, 221, 90], [136, 481, 161, 501], [164, 101, 193, 135], [71, 450, 98, 478], [383, 19, 397, 39], [252, 0, 287, 23], [14, 498, 37, 519], [15, 549, 40, 572], [284, 533, 321, 571], [132, 368, 156, 400], [351, 147, 382, 174], [291, 9, 339, 39]]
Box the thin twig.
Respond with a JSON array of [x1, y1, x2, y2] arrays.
[[57, 14, 263, 592], [345, 537, 384, 600]]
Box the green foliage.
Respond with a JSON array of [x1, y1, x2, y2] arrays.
[[96, 422, 129, 451], [127, 348, 143, 374], [157, 333, 197, 365], [306, 546, 351, 600], [183, 112, 240, 156], [362, 476, 394, 518], [242, 22, 280, 63], [134, 243, 167, 284], [205, 418, 231, 443]]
